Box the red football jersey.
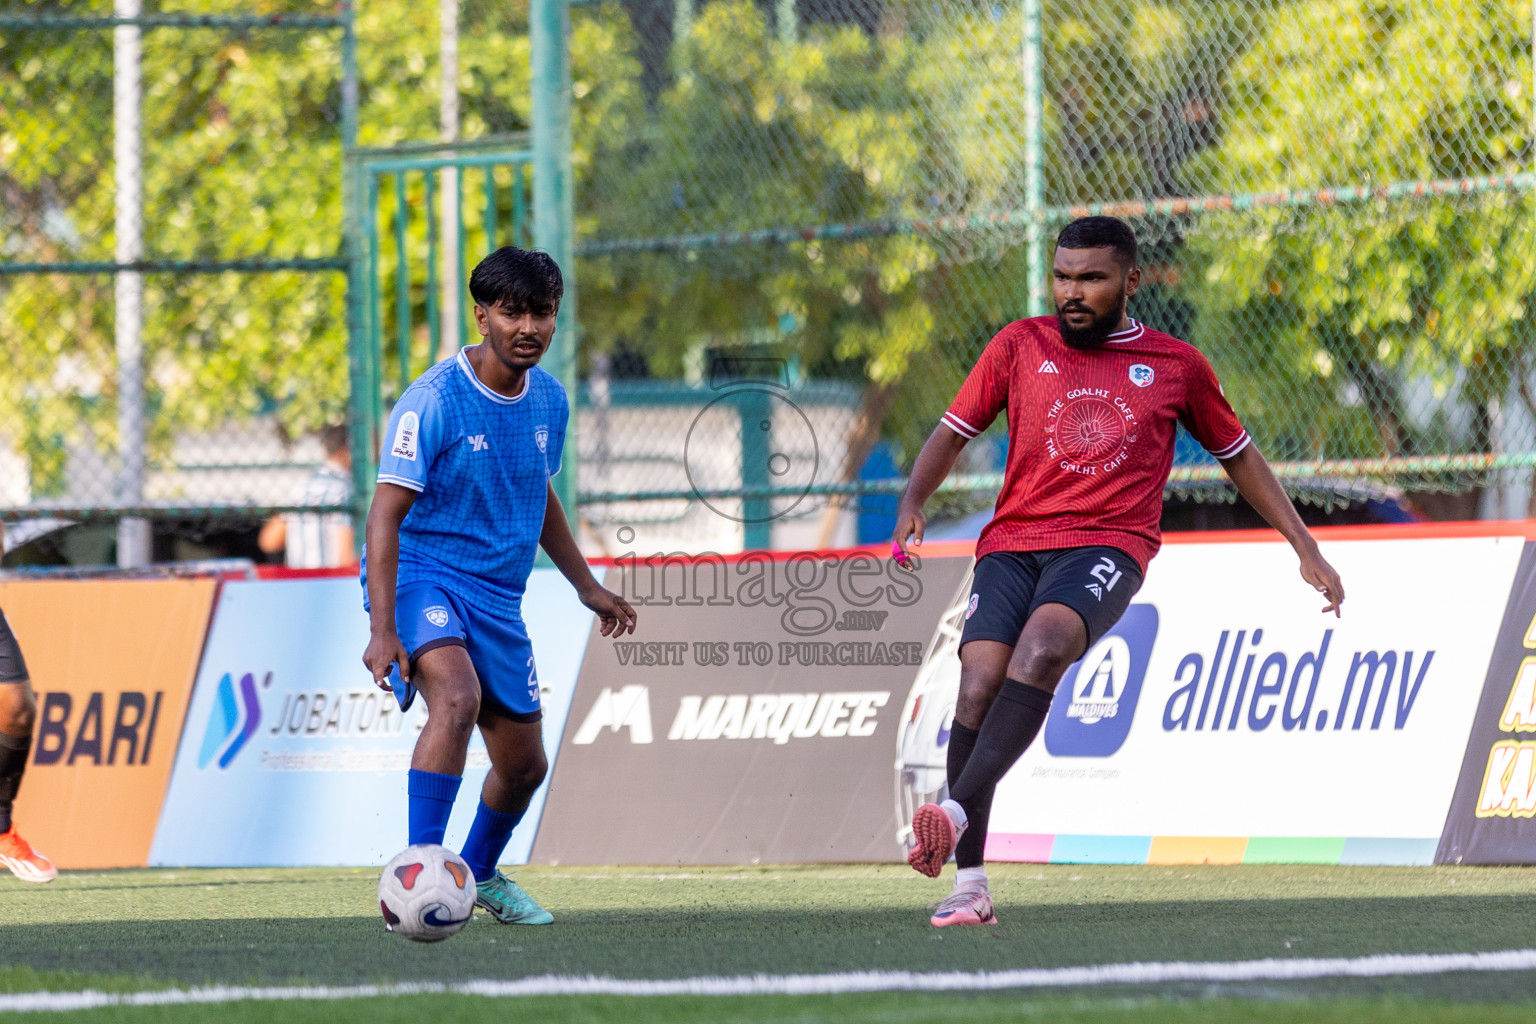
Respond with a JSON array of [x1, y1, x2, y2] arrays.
[[942, 316, 1249, 571]]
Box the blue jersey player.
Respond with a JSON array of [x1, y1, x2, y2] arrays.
[[362, 247, 636, 926]]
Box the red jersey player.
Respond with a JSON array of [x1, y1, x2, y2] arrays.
[[893, 216, 1343, 927]]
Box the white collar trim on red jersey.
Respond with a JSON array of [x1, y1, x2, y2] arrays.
[[1104, 318, 1144, 344]]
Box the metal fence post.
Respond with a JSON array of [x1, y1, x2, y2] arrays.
[[425, 171, 441, 363], [740, 389, 772, 550], [674, 0, 694, 62], [439, 0, 462, 360], [394, 172, 412, 394], [114, 0, 150, 566], [1524, 0, 1536, 515], [341, 0, 373, 547], [776, 0, 795, 44], [1023, 0, 1046, 317], [533, 0, 579, 540]]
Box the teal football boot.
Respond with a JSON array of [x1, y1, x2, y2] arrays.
[[474, 870, 554, 925]]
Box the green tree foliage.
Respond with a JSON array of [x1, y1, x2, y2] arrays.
[[1179, 0, 1534, 463], [579, 2, 1038, 465], [576, 0, 1294, 466], [3, 0, 1530, 505], [0, 0, 642, 496], [1, 1, 346, 496]]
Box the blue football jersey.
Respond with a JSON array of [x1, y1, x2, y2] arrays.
[[364, 348, 568, 619]]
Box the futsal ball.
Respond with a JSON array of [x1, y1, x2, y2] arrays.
[[377, 844, 476, 942]]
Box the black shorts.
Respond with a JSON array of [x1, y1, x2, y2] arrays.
[[959, 547, 1144, 652], [0, 607, 28, 684]]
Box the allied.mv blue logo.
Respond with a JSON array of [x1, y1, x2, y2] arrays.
[[1043, 604, 1158, 757]]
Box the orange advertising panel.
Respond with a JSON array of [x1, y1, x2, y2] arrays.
[[0, 578, 217, 868]]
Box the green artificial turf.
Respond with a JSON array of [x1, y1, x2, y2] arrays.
[[23, 994, 1536, 1024], [1, 863, 1534, 1020]]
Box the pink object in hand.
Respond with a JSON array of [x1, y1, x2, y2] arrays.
[[891, 539, 912, 568]]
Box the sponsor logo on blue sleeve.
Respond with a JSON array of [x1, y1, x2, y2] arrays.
[[1043, 604, 1158, 758], [391, 411, 420, 460]]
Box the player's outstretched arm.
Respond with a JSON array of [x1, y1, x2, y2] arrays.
[[1219, 444, 1345, 616], [362, 483, 418, 690], [892, 425, 970, 571], [539, 482, 636, 638]]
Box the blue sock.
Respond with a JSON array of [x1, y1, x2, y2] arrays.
[[460, 800, 526, 882], [407, 769, 462, 846]]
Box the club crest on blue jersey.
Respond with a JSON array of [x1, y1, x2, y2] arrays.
[[424, 606, 450, 628], [1129, 364, 1154, 388], [535, 426, 549, 453]]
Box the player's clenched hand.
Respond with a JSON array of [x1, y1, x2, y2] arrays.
[[892, 508, 926, 572], [1299, 549, 1344, 617], [363, 631, 410, 691], [581, 584, 637, 638]]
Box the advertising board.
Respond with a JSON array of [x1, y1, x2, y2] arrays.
[[900, 531, 1525, 865], [150, 570, 591, 867], [0, 578, 216, 868], [1437, 541, 1536, 863], [532, 549, 974, 864]]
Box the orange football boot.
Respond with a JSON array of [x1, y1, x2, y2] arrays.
[[0, 827, 57, 882]]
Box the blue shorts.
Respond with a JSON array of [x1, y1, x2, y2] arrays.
[[388, 582, 543, 723]]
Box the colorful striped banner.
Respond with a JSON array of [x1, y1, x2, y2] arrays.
[[986, 834, 1440, 867]]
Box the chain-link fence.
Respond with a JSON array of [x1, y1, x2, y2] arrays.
[[7, 0, 1535, 562], [567, 0, 1536, 550], [0, 2, 353, 564]]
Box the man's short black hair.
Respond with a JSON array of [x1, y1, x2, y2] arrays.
[[1055, 216, 1138, 269], [469, 246, 563, 316]]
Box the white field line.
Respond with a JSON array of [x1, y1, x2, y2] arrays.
[[4, 948, 1536, 1013]]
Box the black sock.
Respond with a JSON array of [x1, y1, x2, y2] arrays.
[[950, 680, 1053, 839], [945, 721, 991, 868], [0, 731, 30, 834], [946, 721, 978, 789]]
